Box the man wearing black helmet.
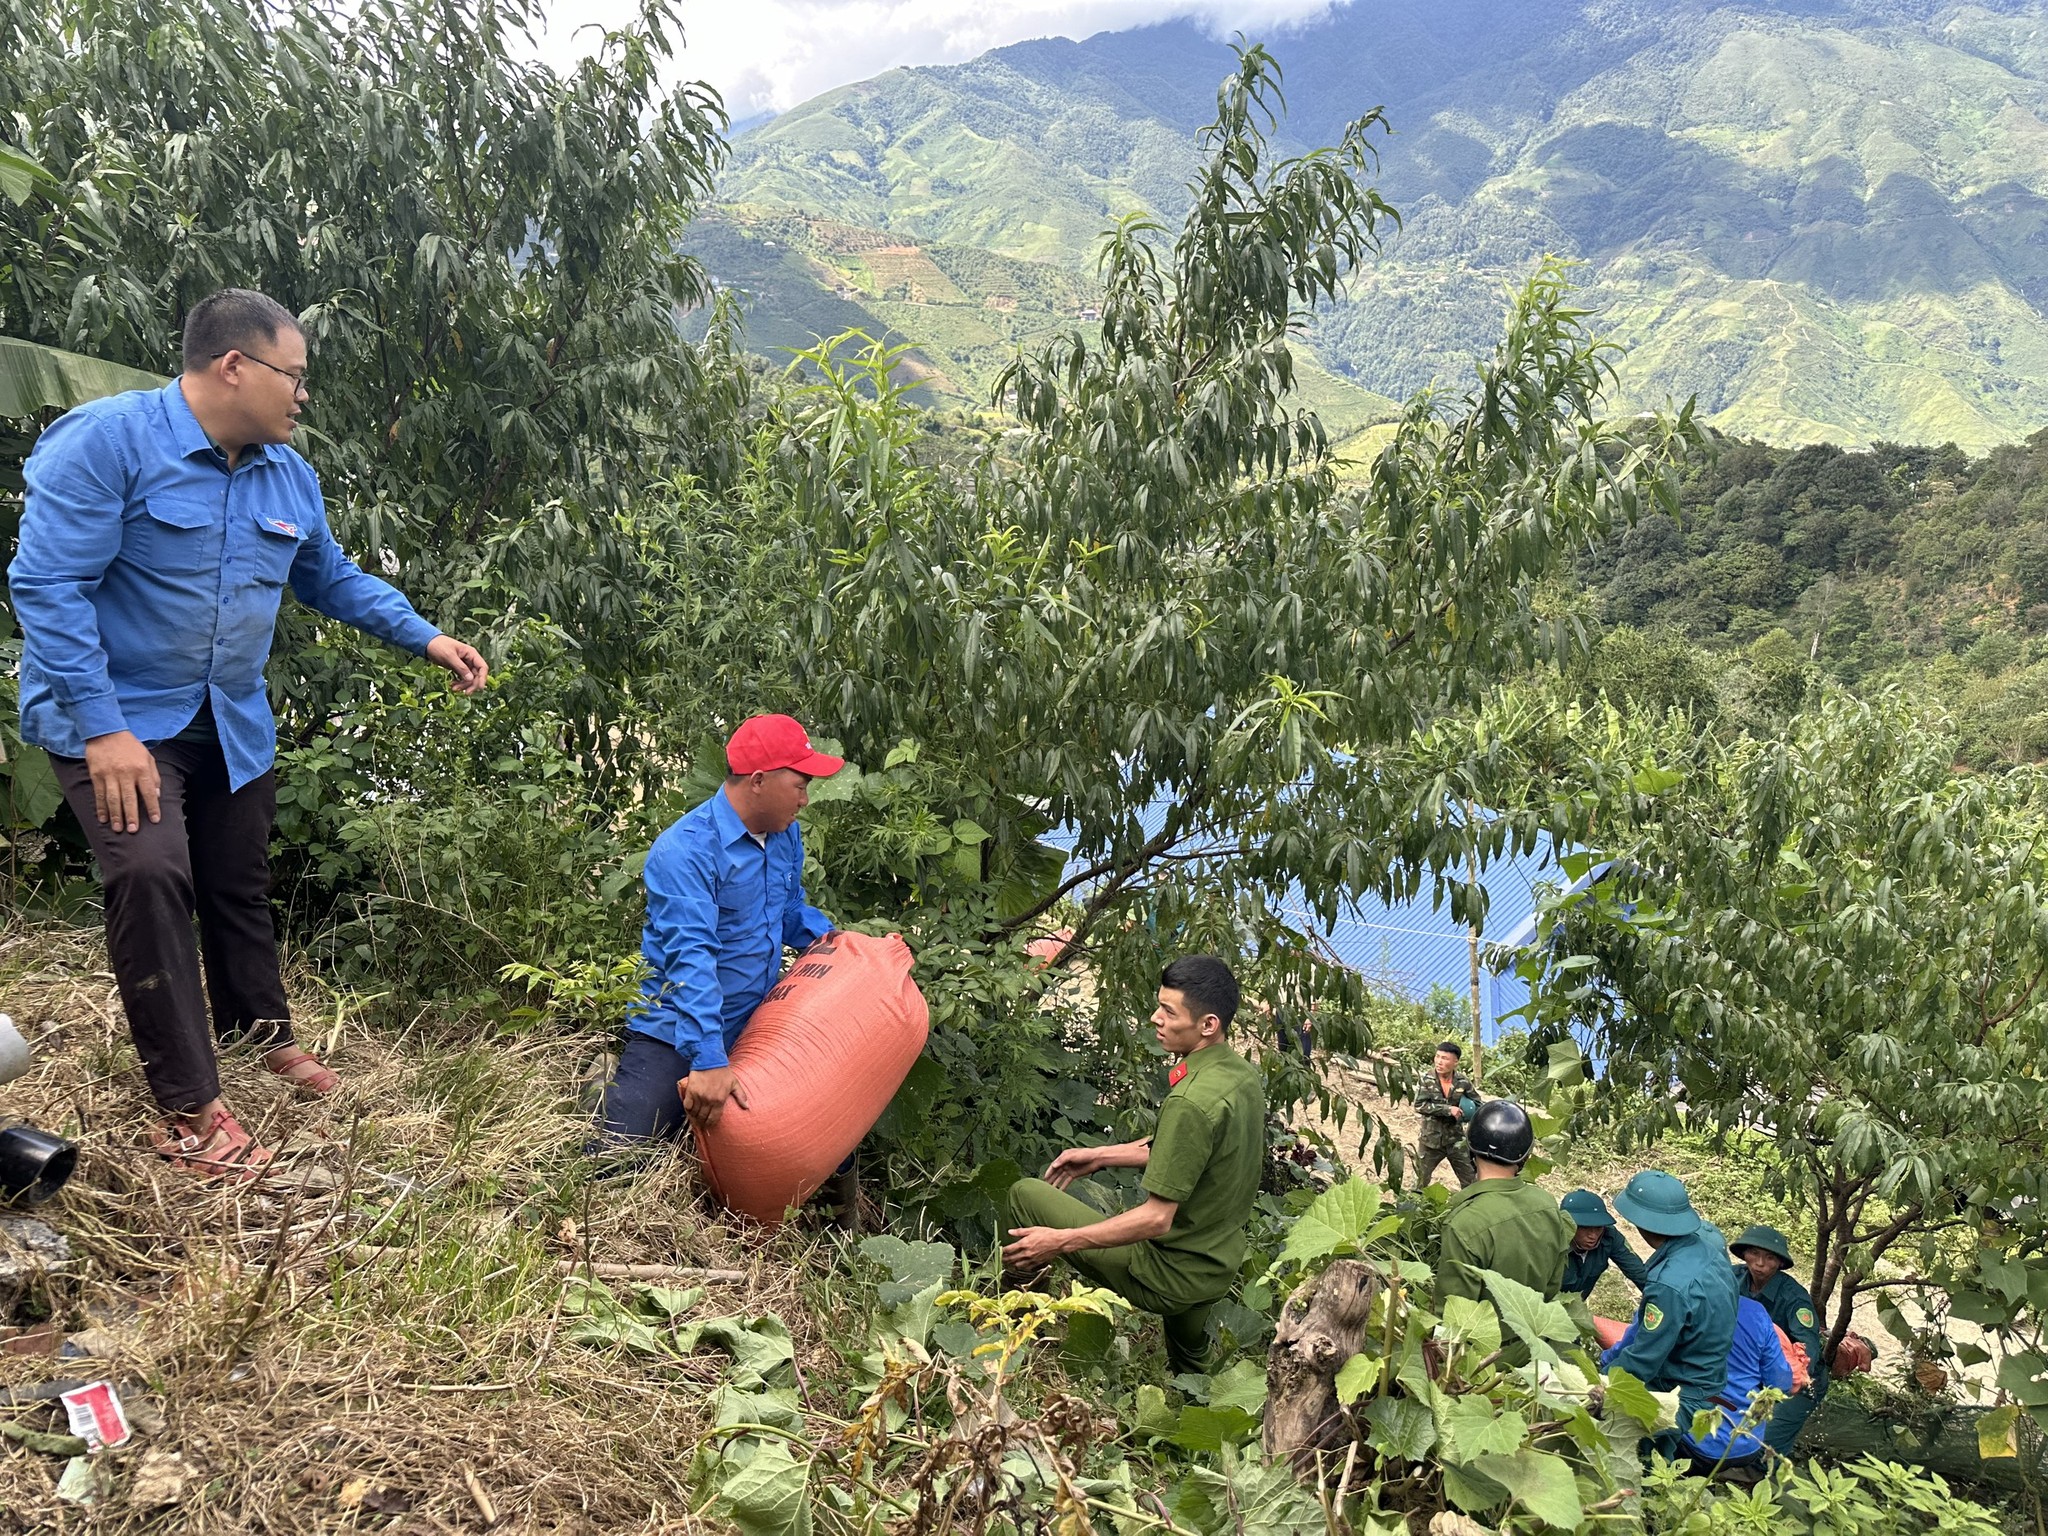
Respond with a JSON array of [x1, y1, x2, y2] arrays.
[[1435, 1100, 1573, 1361]]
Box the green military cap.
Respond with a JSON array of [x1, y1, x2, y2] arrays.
[[1612, 1168, 1700, 1237], [1729, 1224, 1796, 1269], [1560, 1188, 1615, 1227]]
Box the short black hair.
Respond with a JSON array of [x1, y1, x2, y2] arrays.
[[1160, 955, 1240, 1031], [1436, 1040, 1464, 1058], [182, 288, 303, 373]]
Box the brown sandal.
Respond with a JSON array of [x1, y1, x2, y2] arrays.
[[154, 1108, 274, 1183], [265, 1047, 341, 1098]]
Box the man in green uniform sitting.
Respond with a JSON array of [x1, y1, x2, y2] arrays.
[[1003, 955, 1266, 1373], [1411, 1040, 1478, 1189], [1731, 1224, 1826, 1455], [1560, 1188, 1651, 1299], [1435, 1101, 1574, 1362], [1599, 1170, 1739, 1461]]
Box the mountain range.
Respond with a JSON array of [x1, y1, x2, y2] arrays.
[[693, 0, 2048, 451]]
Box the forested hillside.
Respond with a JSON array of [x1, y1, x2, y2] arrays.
[[717, 0, 2048, 450], [1571, 428, 2048, 767]]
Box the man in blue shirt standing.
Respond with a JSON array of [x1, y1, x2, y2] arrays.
[[10, 289, 487, 1179], [596, 713, 841, 1143]]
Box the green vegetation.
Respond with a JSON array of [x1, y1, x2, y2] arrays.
[[2, 0, 2045, 1528]]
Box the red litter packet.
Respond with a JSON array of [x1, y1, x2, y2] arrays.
[[60, 1381, 131, 1450]]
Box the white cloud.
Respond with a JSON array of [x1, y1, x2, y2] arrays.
[[536, 0, 1348, 118]]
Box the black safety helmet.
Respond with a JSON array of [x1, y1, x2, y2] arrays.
[[1466, 1099, 1534, 1167]]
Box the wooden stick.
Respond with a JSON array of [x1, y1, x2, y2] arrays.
[[335, 1245, 746, 1283], [460, 1462, 500, 1528]]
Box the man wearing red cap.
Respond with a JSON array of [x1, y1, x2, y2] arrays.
[[596, 714, 844, 1142]]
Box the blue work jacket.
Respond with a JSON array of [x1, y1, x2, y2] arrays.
[[1600, 1221, 1739, 1426], [11, 382, 439, 789], [1687, 1297, 1793, 1460], [1562, 1227, 1652, 1297], [630, 788, 834, 1070]]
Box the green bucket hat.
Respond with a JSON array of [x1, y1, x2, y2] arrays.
[[1729, 1224, 1796, 1270], [1612, 1169, 1701, 1237], [1560, 1188, 1616, 1228]]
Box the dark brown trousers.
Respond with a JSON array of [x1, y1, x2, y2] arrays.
[[52, 739, 294, 1114]]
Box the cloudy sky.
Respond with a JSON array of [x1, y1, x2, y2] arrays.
[[537, 0, 1349, 119]]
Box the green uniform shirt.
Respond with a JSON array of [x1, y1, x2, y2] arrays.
[[1413, 1066, 1477, 1150], [1736, 1264, 1828, 1396], [1562, 1228, 1651, 1297], [1603, 1222, 1737, 1424], [1128, 1043, 1267, 1310], [1436, 1175, 1575, 1314]]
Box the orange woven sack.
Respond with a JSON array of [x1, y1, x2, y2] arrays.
[[692, 931, 929, 1225]]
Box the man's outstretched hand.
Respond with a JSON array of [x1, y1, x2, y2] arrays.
[[680, 1065, 750, 1129], [83, 730, 161, 833], [1044, 1147, 1108, 1190], [1002, 1226, 1070, 1270], [425, 635, 489, 694]]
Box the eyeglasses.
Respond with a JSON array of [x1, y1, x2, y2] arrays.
[[213, 349, 310, 395]]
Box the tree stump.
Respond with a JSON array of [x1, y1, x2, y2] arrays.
[[1263, 1258, 1379, 1465]]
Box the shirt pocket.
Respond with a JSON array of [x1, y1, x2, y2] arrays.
[[138, 495, 221, 577], [246, 504, 307, 587]]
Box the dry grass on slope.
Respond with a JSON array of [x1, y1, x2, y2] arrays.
[[0, 922, 844, 1534]]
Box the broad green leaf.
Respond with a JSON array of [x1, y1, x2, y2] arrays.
[[4, 743, 65, 830], [1438, 1399, 1527, 1464], [1363, 1395, 1436, 1462], [1630, 763, 1683, 796], [1171, 1404, 1258, 1453], [1276, 1177, 1384, 1267], [0, 337, 165, 418], [951, 818, 989, 845], [1543, 1040, 1586, 1087], [1603, 1367, 1662, 1429], [1439, 1295, 1503, 1359], [674, 1313, 797, 1392], [1334, 1352, 1381, 1404], [1442, 1458, 1509, 1514], [635, 1283, 704, 1319], [1978, 1403, 2020, 1460], [1134, 1384, 1179, 1440], [858, 1235, 956, 1308], [1997, 1350, 2048, 1408], [719, 1439, 812, 1536], [1208, 1358, 1269, 1416], [1479, 1269, 1579, 1365], [1472, 1448, 1583, 1529], [1977, 1248, 2029, 1305]]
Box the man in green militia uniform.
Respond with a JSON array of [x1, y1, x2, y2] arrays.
[[1003, 956, 1265, 1373], [1411, 1040, 1478, 1189], [1435, 1101, 1574, 1362], [1599, 1170, 1739, 1460], [1560, 1188, 1651, 1299], [1731, 1224, 1826, 1455]]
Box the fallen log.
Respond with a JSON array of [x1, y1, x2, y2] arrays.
[[1264, 1258, 1379, 1465]]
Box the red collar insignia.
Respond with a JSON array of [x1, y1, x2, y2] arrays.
[[1168, 1062, 1188, 1088]]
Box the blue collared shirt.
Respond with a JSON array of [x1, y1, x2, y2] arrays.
[[11, 381, 440, 789], [630, 789, 834, 1070], [1686, 1297, 1793, 1460]]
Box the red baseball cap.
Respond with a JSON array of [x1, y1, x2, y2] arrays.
[[726, 714, 845, 777]]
